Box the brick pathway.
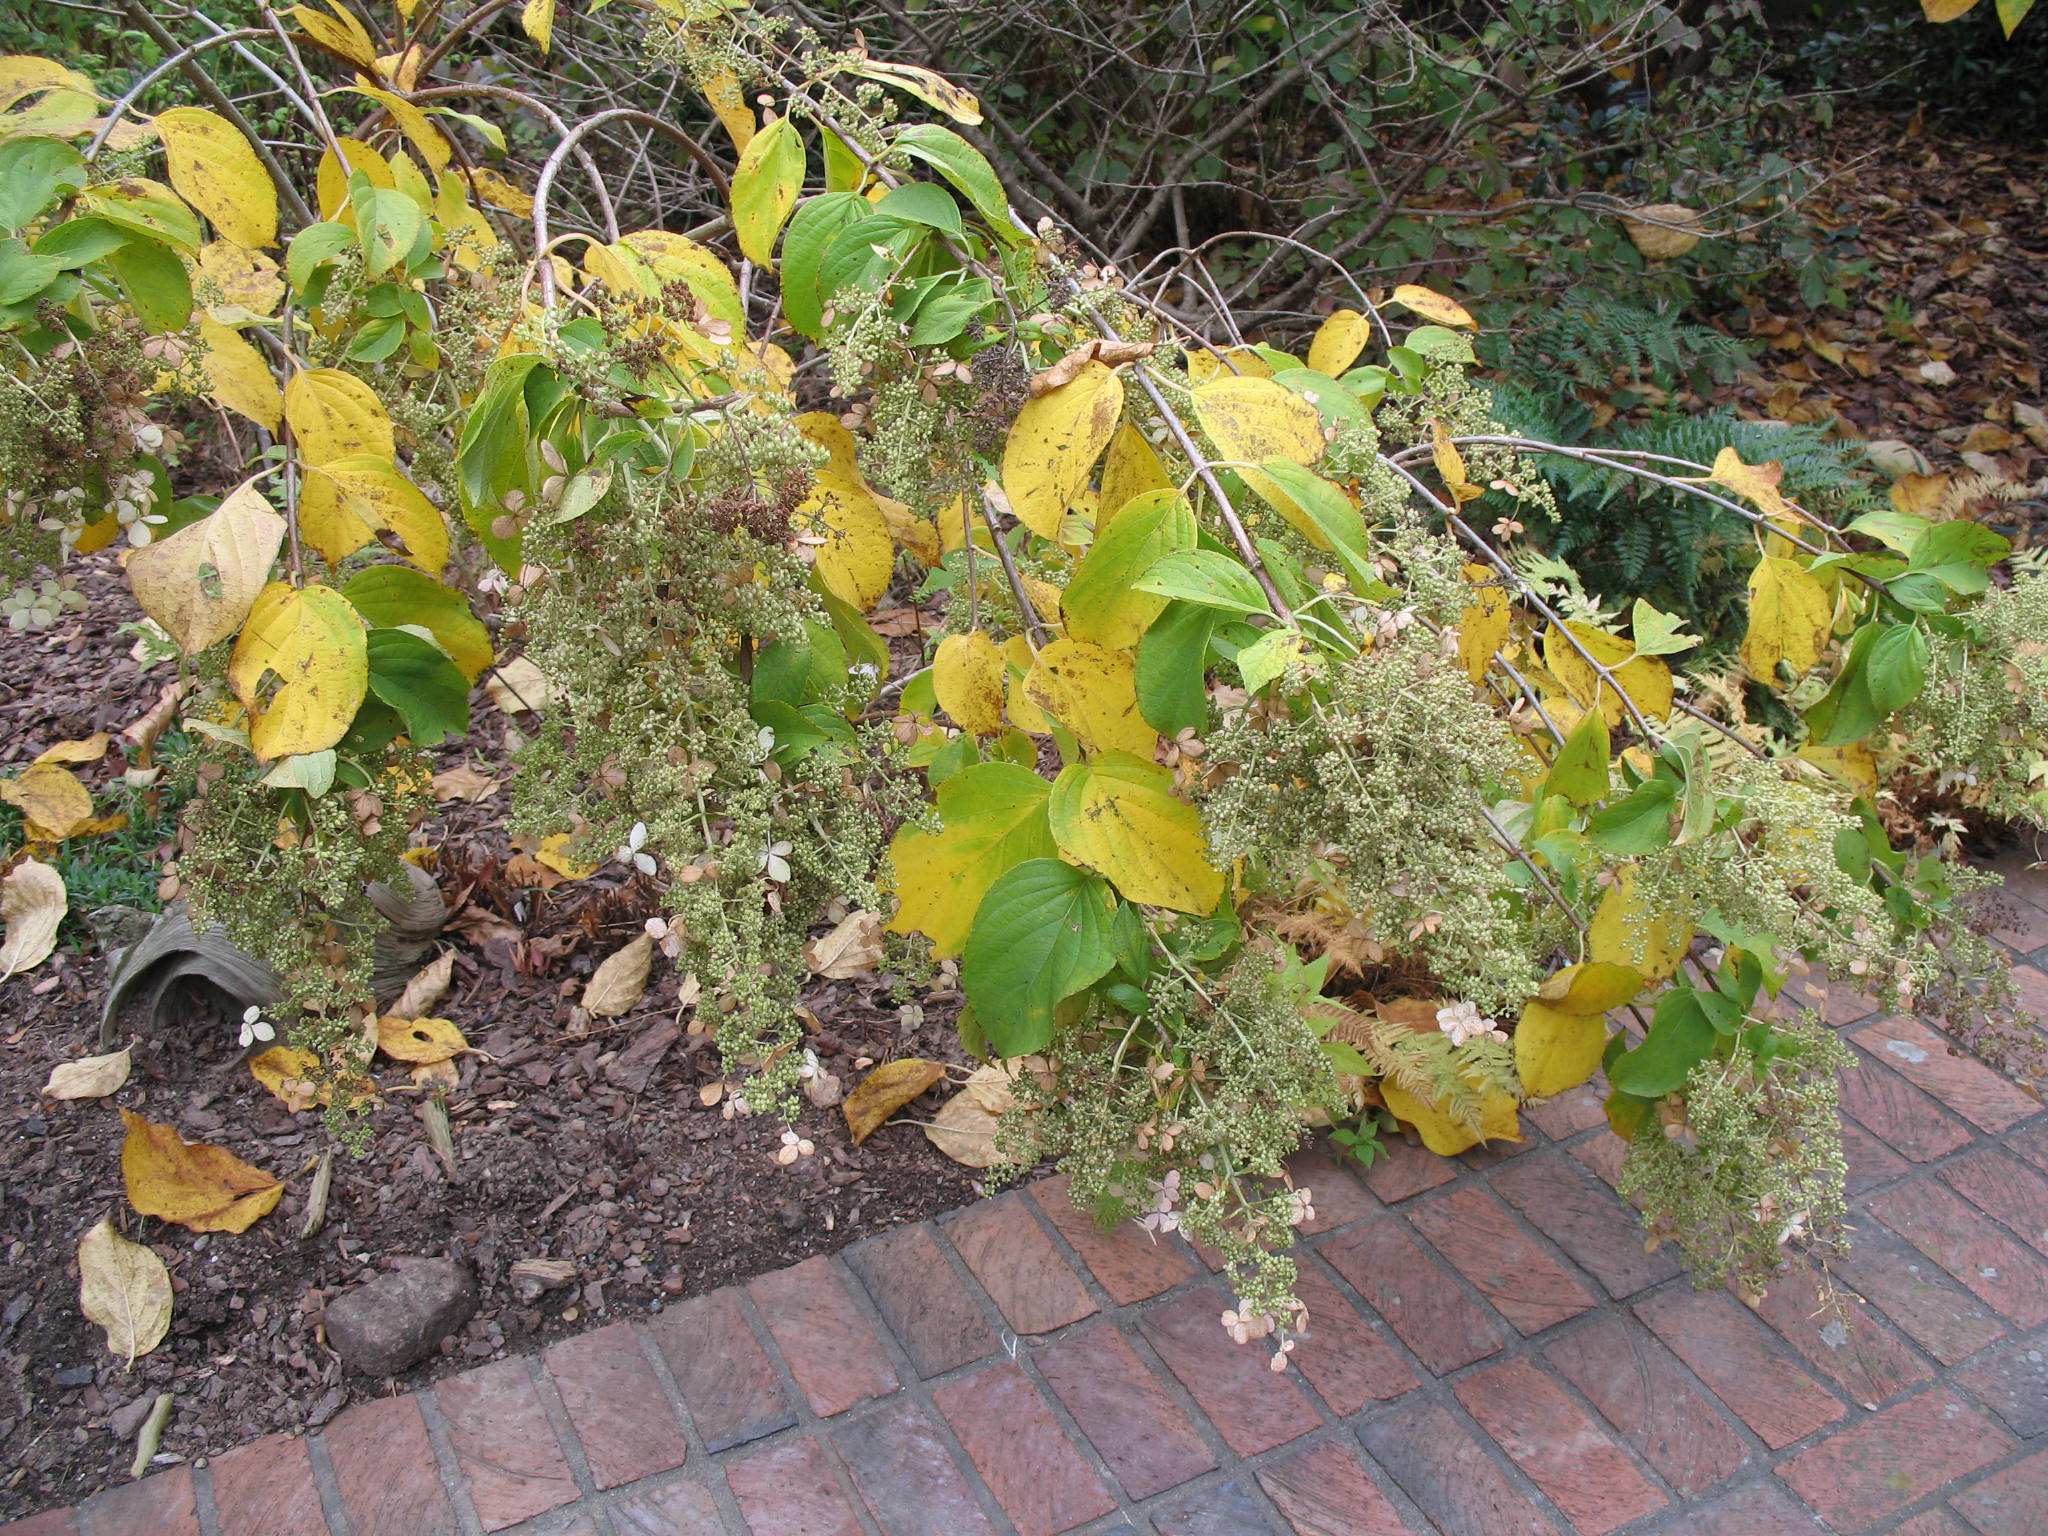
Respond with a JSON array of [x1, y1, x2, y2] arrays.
[[10, 854, 2048, 1536]]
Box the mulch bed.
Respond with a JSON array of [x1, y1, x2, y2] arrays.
[[0, 561, 981, 1522]]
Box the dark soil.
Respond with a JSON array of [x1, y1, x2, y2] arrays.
[[0, 565, 981, 1523]]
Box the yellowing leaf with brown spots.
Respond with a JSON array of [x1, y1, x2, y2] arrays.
[[1391, 284, 1476, 329], [1190, 374, 1325, 473], [1457, 564, 1512, 684], [1023, 639, 1156, 758], [1741, 555, 1833, 684], [1306, 309, 1372, 376], [154, 107, 276, 248], [1543, 622, 1672, 726], [1797, 741, 1879, 799], [798, 468, 895, 611], [375, 1015, 468, 1064], [227, 582, 368, 759], [1186, 347, 1274, 384], [351, 85, 451, 172], [120, 1109, 282, 1234], [701, 66, 755, 152], [1710, 448, 1806, 525], [1589, 867, 1692, 980], [284, 369, 393, 466], [886, 762, 1056, 956], [1002, 360, 1124, 539], [843, 1057, 947, 1145], [1098, 419, 1173, 528], [1431, 419, 1483, 503], [1535, 962, 1644, 1015], [193, 242, 283, 319], [1047, 752, 1223, 914], [1515, 1001, 1612, 1099], [934, 631, 1007, 735]]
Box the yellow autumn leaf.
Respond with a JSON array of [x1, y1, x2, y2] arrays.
[[249, 1045, 322, 1112], [534, 831, 599, 879], [1186, 346, 1274, 384], [196, 317, 281, 433], [618, 229, 747, 331], [1544, 622, 1672, 726], [284, 369, 394, 465], [1306, 309, 1372, 376], [999, 360, 1125, 539], [126, 481, 285, 654], [1024, 639, 1156, 758], [1589, 866, 1692, 980], [464, 165, 532, 217], [1456, 563, 1511, 684], [1190, 373, 1326, 473], [1514, 1001, 1612, 1100], [1098, 418, 1173, 528], [78, 1219, 172, 1364], [934, 631, 1007, 735], [520, 0, 555, 52], [1380, 1079, 1520, 1155], [300, 455, 450, 572], [1431, 419, 1482, 503], [1741, 555, 1833, 683], [154, 107, 277, 248], [0, 858, 66, 980], [120, 1109, 283, 1234], [731, 114, 804, 265], [287, 3, 378, 69], [701, 66, 755, 152], [886, 763, 1056, 956], [1046, 752, 1223, 913], [798, 469, 895, 611], [1534, 961, 1644, 1015], [375, 1014, 469, 1064], [1, 762, 94, 841], [1391, 284, 1477, 329], [193, 241, 283, 319], [314, 136, 393, 221], [1710, 447, 1807, 525], [351, 85, 451, 172], [1797, 740, 1880, 799], [227, 582, 369, 759]]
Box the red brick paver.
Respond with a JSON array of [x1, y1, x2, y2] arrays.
[[16, 1017, 2048, 1536]]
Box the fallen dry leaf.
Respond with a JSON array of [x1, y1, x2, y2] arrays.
[[1623, 203, 1703, 259], [43, 1048, 133, 1101], [375, 1015, 468, 1064], [249, 1046, 321, 1112], [390, 949, 455, 1018], [33, 733, 112, 765], [533, 832, 598, 881], [842, 1057, 946, 1144], [584, 934, 653, 1016], [120, 1110, 283, 1233], [484, 656, 550, 714], [924, 1090, 1003, 1167], [958, 1057, 1053, 1116], [804, 1068, 845, 1109], [1917, 359, 1958, 387], [0, 858, 66, 980], [449, 904, 522, 947], [1, 762, 95, 841], [429, 763, 499, 802], [78, 1218, 172, 1363], [805, 909, 886, 979], [409, 1058, 461, 1090]]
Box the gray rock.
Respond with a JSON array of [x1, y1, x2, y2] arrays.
[[324, 1258, 477, 1377]]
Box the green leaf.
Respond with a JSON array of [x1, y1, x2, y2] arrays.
[[0, 237, 63, 306], [352, 184, 424, 278], [1544, 706, 1610, 807], [1606, 989, 1723, 1097], [778, 192, 869, 340], [30, 216, 126, 271], [1135, 601, 1216, 737], [1865, 624, 1929, 714], [364, 628, 471, 746], [886, 761, 1056, 956], [1628, 598, 1701, 657], [101, 236, 192, 332], [1063, 489, 1196, 649], [731, 114, 806, 265], [0, 137, 85, 231], [960, 858, 1117, 1055], [1586, 777, 1676, 855], [1235, 626, 1303, 693], [1805, 622, 1882, 746], [872, 181, 964, 235], [341, 565, 492, 682], [1846, 508, 1931, 555], [894, 124, 1023, 243], [1131, 550, 1272, 616], [1907, 519, 2008, 596], [286, 221, 356, 290]]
